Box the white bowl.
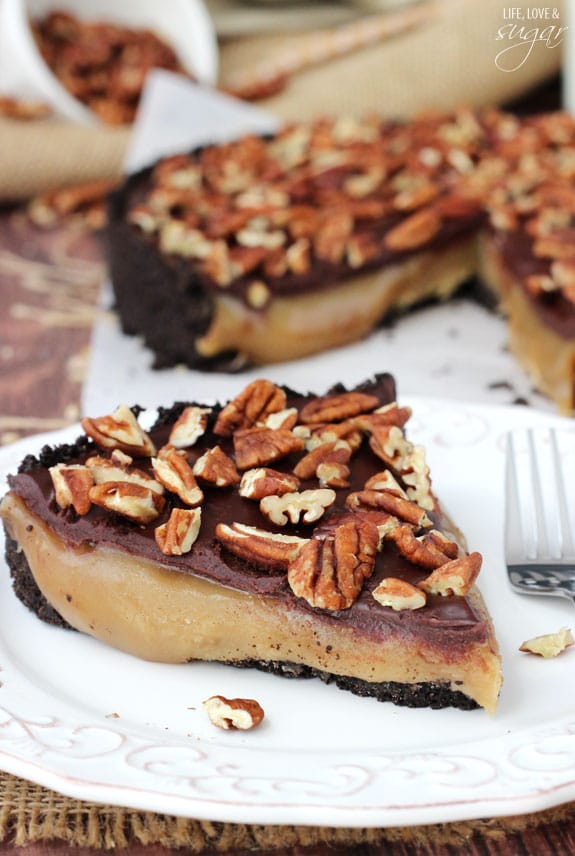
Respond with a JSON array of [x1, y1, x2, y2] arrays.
[[0, 0, 218, 124]]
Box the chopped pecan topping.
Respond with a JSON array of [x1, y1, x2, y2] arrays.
[[33, 11, 189, 125], [202, 695, 264, 730], [85, 455, 164, 495], [49, 464, 93, 515], [260, 488, 336, 526], [299, 391, 379, 425], [192, 446, 240, 487], [82, 404, 156, 457], [317, 460, 350, 488], [214, 379, 286, 437], [263, 407, 298, 431], [424, 528, 460, 559], [287, 518, 379, 610], [155, 507, 202, 556], [216, 522, 308, 570], [368, 425, 412, 469], [519, 627, 574, 658], [168, 406, 211, 448], [418, 551, 482, 596], [152, 447, 204, 507], [372, 578, 427, 611], [400, 446, 434, 511], [363, 470, 407, 495], [233, 427, 304, 470], [383, 207, 442, 251], [383, 522, 454, 569], [353, 402, 412, 432], [346, 489, 431, 528], [293, 440, 351, 480], [0, 95, 51, 120], [89, 481, 164, 524], [239, 467, 300, 500], [368, 428, 434, 511]]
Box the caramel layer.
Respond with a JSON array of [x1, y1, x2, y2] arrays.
[[196, 237, 478, 363], [480, 232, 575, 413], [1, 494, 502, 712]]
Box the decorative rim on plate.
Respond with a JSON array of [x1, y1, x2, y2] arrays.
[[1, 397, 575, 827]]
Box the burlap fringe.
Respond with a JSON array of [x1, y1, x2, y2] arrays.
[[0, 772, 574, 851]]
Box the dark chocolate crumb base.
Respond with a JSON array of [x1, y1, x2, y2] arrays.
[[222, 659, 479, 711], [3, 530, 73, 630]]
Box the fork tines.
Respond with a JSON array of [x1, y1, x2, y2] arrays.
[[505, 427, 575, 566]]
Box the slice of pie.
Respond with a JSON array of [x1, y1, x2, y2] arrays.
[[0, 375, 502, 712], [107, 108, 575, 412]]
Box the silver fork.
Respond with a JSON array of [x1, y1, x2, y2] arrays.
[[505, 427, 575, 605]]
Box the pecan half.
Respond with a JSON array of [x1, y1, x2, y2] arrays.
[[316, 460, 350, 488], [287, 518, 379, 610], [192, 446, 240, 487], [214, 379, 286, 436], [372, 577, 427, 611], [234, 427, 304, 470], [363, 470, 406, 495], [260, 488, 336, 526], [353, 402, 412, 432], [368, 425, 412, 469], [216, 522, 308, 570], [239, 467, 300, 500], [49, 463, 93, 515], [202, 695, 264, 730], [152, 447, 204, 506], [82, 404, 156, 457], [89, 481, 164, 524], [263, 407, 299, 430], [86, 455, 164, 495], [293, 440, 351, 480], [383, 207, 442, 251], [418, 551, 482, 596], [384, 522, 454, 569], [168, 406, 211, 448], [346, 489, 431, 528], [298, 391, 379, 425], [155, 507, 202, 556]]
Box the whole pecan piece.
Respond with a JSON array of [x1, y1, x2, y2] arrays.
[[155, 507, 202, 556], [234, 427, 304, 470], [293, 440, 351, 480], [287, 518, 379, 610], [152, 447, 204, 506], [82, 404, 156, 457], [383, 207, 442, 252], [216, 522, 308, 570], [346, 489, 431, 528], [214, 379, 286, 436], [239, 467, 300, 500], [299, 391, 379, 425], [193, 446, 240, 487], [49, 463, 94, 516]]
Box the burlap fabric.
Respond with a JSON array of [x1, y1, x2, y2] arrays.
[[0, 0, 570, 850], [1, 769, 575, 851]]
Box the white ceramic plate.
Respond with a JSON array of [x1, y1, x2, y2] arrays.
[[1, 396, 575, 827]]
